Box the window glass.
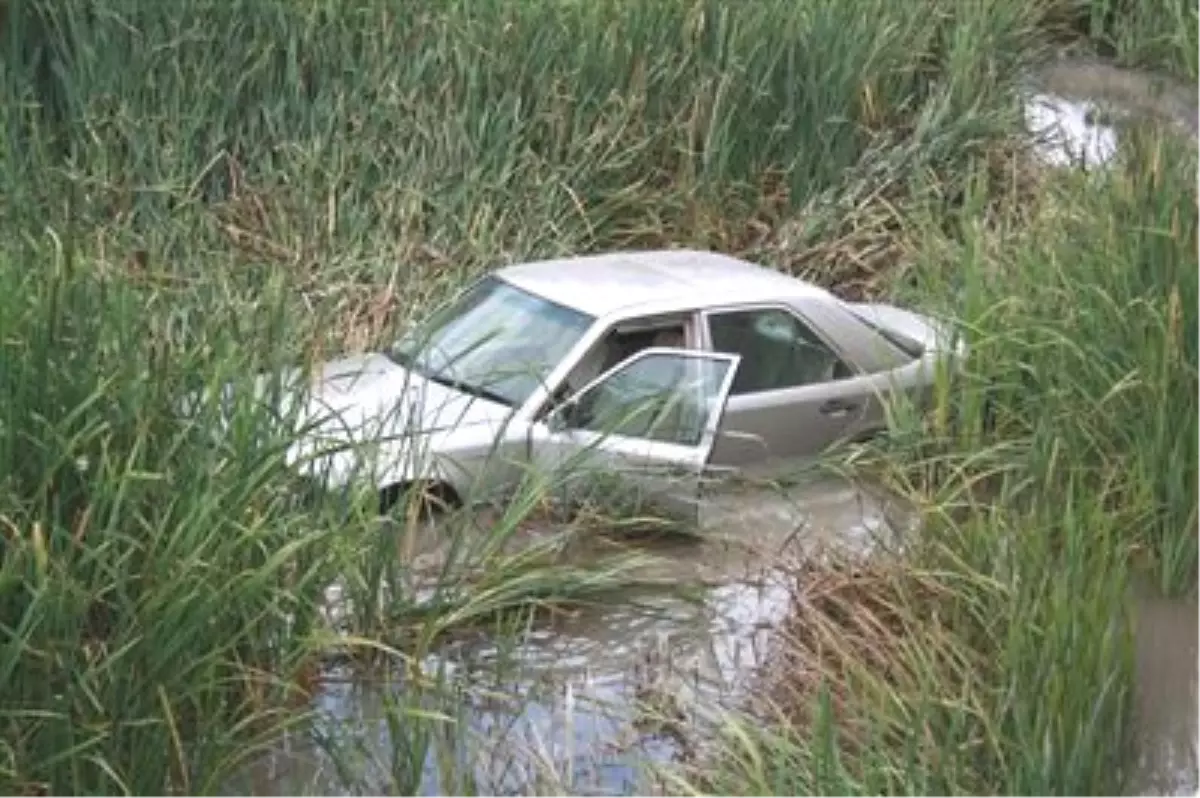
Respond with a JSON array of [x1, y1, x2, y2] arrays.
[[570, 352, 731, 446], [390, 277, 594, 406], [707, 308, 851, 395], [843, 305, 926, 359]]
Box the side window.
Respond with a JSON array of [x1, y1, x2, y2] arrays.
[[707, 308, 852, 395], [568, 352, 732, 446], [557, 319, 691, 400]]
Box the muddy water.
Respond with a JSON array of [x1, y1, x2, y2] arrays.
[[238, 476, 906, 795], [1127, 582, 1199, 796], [1037, 56, 1197, 138], [1022, 55, 1197, 168], [240, 478, 1200, 797]]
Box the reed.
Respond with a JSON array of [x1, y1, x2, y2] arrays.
[[0, 0, 1193, 793]]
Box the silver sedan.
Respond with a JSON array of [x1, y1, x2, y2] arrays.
[[283, 250, 963, 524]]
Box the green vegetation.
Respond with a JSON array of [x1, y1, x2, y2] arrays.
[[1047, 0, 1199, 80], [0, 0, 1195, 794], [678, 127, 1197, 796]]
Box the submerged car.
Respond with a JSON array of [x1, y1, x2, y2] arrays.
[[279, 250, 962, 524]]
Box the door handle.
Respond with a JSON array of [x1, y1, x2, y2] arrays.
[[819, 398, 859, 416]]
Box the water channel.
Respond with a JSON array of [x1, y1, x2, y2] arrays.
[[237, 476, 902, 795]]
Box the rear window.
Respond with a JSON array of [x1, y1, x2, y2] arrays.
[[846, 308, 926, 360]]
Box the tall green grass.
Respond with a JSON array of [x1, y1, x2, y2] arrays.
[[904, 125, 1198, 596], [2, 0, 1043, 294], [0, 229, 662, 793], [1, 0, 1195, 794], [679, 112, 1197, 797], [1046, 0, 1200, 80], [0, 236, 340, 793]]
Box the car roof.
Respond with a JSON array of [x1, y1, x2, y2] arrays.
[[495, 249, 831, 318]]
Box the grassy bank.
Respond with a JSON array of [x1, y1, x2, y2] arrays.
[[1, 0, 1196, 794], [1046, 0, 1199, 80], [684, 125, 1197, 796]]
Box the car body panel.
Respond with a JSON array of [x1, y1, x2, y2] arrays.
[[286, 353, 521, 494], [498, 250, 827, 318], [694, 298, 912, 469], [843, 301, 954, 354]]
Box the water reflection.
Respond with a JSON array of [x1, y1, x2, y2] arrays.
[[1022, 57, 1198, 171], [243, 472, 1198, 796], [239, 476, 897, 795], [1024, 91, 1120, 167], [1127, 582, 1198, 796]]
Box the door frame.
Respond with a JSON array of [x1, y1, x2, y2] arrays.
[[695, 301, 875, 471], [526, 309, 707, 424], [528, 346, 742, 524], [695, 300, 863, 379]]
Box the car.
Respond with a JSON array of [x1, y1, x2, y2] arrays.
[[277, 249, 963, 525]]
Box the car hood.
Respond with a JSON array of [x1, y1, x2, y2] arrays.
[[285, 353, 512, 484]]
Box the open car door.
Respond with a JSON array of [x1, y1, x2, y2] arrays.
[[527, 347, 740, 529]]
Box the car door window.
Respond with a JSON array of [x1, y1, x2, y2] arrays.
[[708, 308, 852, 395], [566, 350, 733, 446], [553, 318, 692, 404]]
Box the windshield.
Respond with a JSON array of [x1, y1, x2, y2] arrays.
[[390, 276, 595, 407]]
